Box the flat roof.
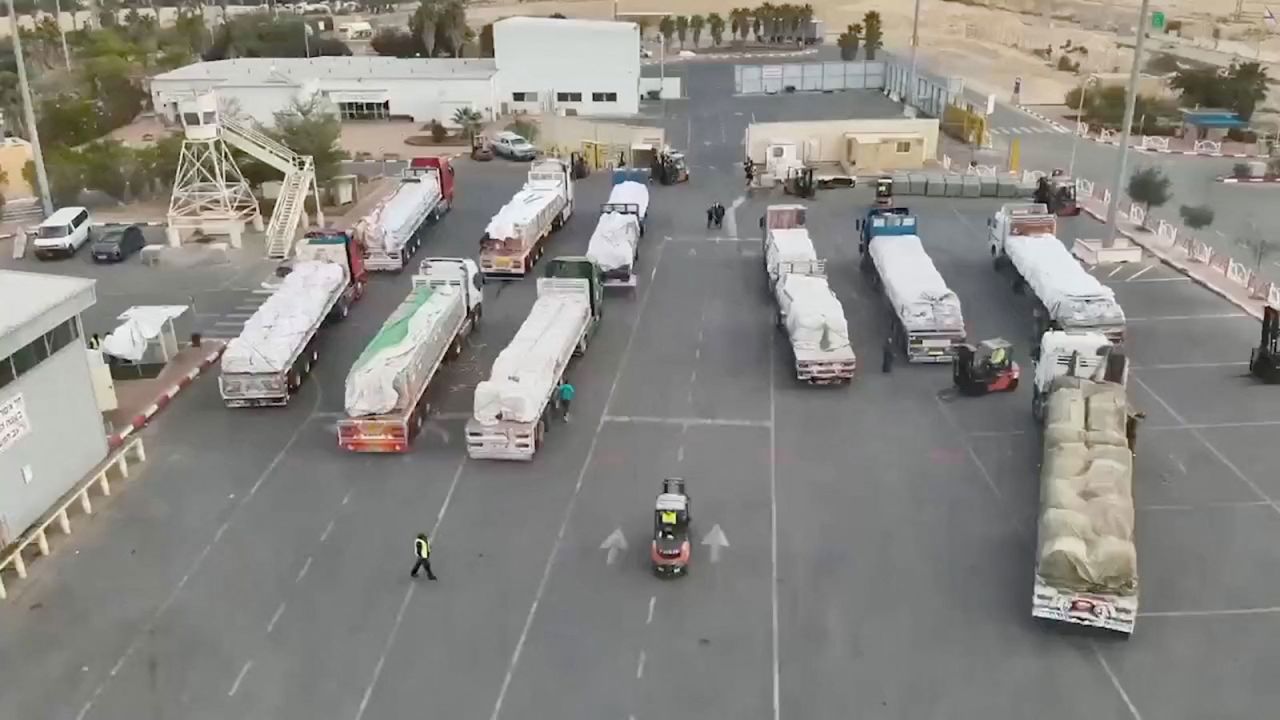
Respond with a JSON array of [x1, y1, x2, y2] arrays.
[[494, 16, 637, 31], [153, 57, 498, 85], [0, 270, 95, 340], [1181, 109, 1248, 128]]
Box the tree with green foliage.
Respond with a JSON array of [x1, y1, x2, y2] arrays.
[[729, 8, 751, 43], [862, 10, 883, 60], [796, 3, 814, 45], [452, 106, 482, 141], [479, 22, 495, 57], [78, 140, 132, 201], [371, 29, 419, 58], [690, 14, 705, 47], [658, 15, 676, 47], [1127, 166, 1171, 220], [1179, 204, 1214, 230], [707, 13, 725, 46], [81, 54, 148, 132], [837, 23, 861, 61], [38, 93, 101, 148], [1064, 85, 1179, 133], [1170, 61, 1270, 121], [24, 150, 85, 207], [1236, 220, 1279, 272], [271, 94, 346, 182], [205, 12, 351, 61], [675, 15, 689, 48]]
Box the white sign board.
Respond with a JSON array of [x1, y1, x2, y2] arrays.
[[0, 393, 31, 454], [986, 93, 996, 116]]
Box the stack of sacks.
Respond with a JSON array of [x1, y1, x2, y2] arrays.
[[777, 274, 851, 353], [1036, 377, 1137, 594]]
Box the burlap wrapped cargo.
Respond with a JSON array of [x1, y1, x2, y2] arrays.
[[1036, 378, 1137, 594]]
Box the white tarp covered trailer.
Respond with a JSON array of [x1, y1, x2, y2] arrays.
[[1005, 233, 1125, 333], [344, 285, 465, 417], [484, 187, 566, 252], [221, 261, 347, 375], [356, 175, 442, 256], [867, 233, 966, 362], [764, 228, 823, 287], [605, 181, 650, 226], [586, 212, 641, 283], [774, 272, 857, 382]]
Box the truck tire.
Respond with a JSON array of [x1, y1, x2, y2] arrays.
[[1032, 388, 1045, 422]]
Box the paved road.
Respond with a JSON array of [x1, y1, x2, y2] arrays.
[[6, 57, 1280, 720]]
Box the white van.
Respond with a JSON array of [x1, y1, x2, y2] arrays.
[[338, 21, 373, 39], [33, 206, 93, 260]]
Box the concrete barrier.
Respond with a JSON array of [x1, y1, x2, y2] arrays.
[[0, 438, 146, 600]]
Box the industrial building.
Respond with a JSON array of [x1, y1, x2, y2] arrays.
[[0, 271, 107, 548], [148, 17, 643, 127]]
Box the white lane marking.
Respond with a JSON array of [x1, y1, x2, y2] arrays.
[[228, 660, 253, 697], [1140, 606, 1280, 617], [602, 415, 770, 427], [490, 240, 669, 720], [213, 320, 244, 327], [214, 520, 231, 542], [1132, 361, 1249, 370], [676, 444, 685, 463], [1092, 643, 1142, 720], [355, 457, 467, 720], [1123, 276, 1189, 283], [225, 312, 255, 318], [1106, 266, 1126, 278], [1147, 419, 1280, 430], [295, 556, 312, 583], [724, 194, 745, 238], [646, 596, 656, 625], [267, 601, 287, 633], [1131, 374, 1280, 515], [1125, 264, 1156, 282], [967, 429, 1026, 437], [320, 519, 336, 543], [1126, 313, 1247, 321], [76, 702, 93, 720], [342, 490, 352, 505], [769, 309, 780, 720], [1140, 500, 1271, 511], [636, 651, 646, 679]]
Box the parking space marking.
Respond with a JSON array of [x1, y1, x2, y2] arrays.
[[1092, 644, 1143, 720], [602, 415, 771, 428], [1107, 266, 1126, 279], [1139, 606, 1280, 618], [1132, 361, 1249, 370], [1140, 500, 1272, 511], [1124, 265, 1156, 281], [228, 660, 253, 697], [1146, 419, 1280, 431], [267, 601, 287, 634], [1126, 313, 1248, 321]]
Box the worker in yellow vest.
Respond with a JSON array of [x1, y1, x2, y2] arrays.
[[411, 533, 437, 580]]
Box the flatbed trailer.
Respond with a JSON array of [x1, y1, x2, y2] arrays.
[[336, 258, 482, 452], [480, 158, 574, 277], [466, 258, 604, 460], [219, 231, 365, 407]]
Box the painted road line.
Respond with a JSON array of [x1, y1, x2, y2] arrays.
[[228, 660, 253, 697]]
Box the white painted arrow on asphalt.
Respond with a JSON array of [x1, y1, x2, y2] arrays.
[[701, 524, 730, 563], [600, 528, 628, 565]]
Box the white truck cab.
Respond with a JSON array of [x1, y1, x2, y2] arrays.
[[1032, 330, 1124, 421], [413, 257, 484, 316]]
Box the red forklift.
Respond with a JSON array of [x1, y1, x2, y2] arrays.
[[1033, 169, 1080, 216], [953, 338, 1020, 395], [1251, 306, 1280, 383], [651, 477, 691, 577]]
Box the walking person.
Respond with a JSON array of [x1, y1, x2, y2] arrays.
[[558, 380, 575, 422], [744, 159, 755, 189], [713, 202, 725, 229], [706, 205, 716, 229], [411, 533, 437, 580], [881, 337, 895, 373]]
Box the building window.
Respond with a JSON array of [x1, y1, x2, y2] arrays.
[[895, 141, 913, 153], [338, 101, 390, 121], [556, 92, 583, 102], [592, 92, 618, 102], [512, 92, 535, 102], [182, 112, 201, 126], [0, 318, 80, 386], [0, 357, 13, 391], [9, 337, 48, 376], [45, 318, 79, 355]]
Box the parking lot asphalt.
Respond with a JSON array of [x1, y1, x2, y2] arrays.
[[6, 61, 1280, 720]]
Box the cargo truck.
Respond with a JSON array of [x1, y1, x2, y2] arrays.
[[480, 158, 575, 277], [1032, 337, 1138, 634], [354, 156, 455, 272], [220, 230, 366, 407], [337, 257, 483, 453], [988, 203, 1126, 346], [858, 207, 967, 363], [761, 204, 856, 383], [587, 206, 642, 289], [604, 172, 650, 236], [466, 257, 604, 460]]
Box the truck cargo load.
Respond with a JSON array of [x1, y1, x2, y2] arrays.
[[764, 228, 823, 287], [481, 159, 574, 277], [337, 258, 481, 452], [222, 261, 347, 375], [1033, 375, 1138, 634], [345, 285, 465, 417], [586, 212, 641, 286], [605, 180, 649, 226], [467, 258, 603, 460], [356, 157, 453, 271], [863, 212, 966, 362], [776, 274, 853, 356], [989, 203, 1125, 342]]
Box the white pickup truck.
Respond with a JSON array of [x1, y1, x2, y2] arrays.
[[1032, 335, 1138, 634], [466, 257, 604, 460], [337, 258, 483, 453], [219, 231, 364, 407], [988, 203, 1125, 345], [762, 205, 856, 383], [480, 158, 574, 277]]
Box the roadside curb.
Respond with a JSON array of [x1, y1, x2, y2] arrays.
[[107, 346, 225, 449], [1218, 176, 1280, 184], [643, 48, 817, 65], [1081, 206, 1264, 321], [1013, 104, 1272, 159]]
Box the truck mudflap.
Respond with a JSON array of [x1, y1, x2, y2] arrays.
[[796, 358, 856, 384], [1032, 577, 1137, 635], [337, 418, 412, 453], [465, 423, 538, 461], [907, 335, 965, 363]]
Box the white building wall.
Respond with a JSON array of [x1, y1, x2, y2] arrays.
[[153, 81, 303, 126], [495, 18, 641, 117]]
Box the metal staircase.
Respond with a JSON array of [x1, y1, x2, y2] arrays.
[[220, 116, 317, 259]]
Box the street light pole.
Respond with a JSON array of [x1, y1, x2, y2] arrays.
[[1067, 78, 1093, 178], [53, 0, 71, 71], [907, 0, 922, 111], [7, 0, 54, 217], [1103, 0, 1151, 248]]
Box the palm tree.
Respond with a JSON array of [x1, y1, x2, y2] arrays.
[[440, 0, 467, 57], [837, 22, 860, 61], [755, 3, 774, 43], [415, 0, 440, 57], [689, 14, 705, 48], [708, 12, 725, 46], [729, 8, 746, 43], [675, 15, 688, 48], [796, 3, 813, 45], [658, 15, 676, 48], [452, 106, 483, 141]]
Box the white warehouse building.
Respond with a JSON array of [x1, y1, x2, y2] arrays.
[[149, 17, 642, 127]]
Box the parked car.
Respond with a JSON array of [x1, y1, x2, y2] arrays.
[[91, 224, 147, 263], [32, 206, 93, 260], [492, 131, 537, 161]]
